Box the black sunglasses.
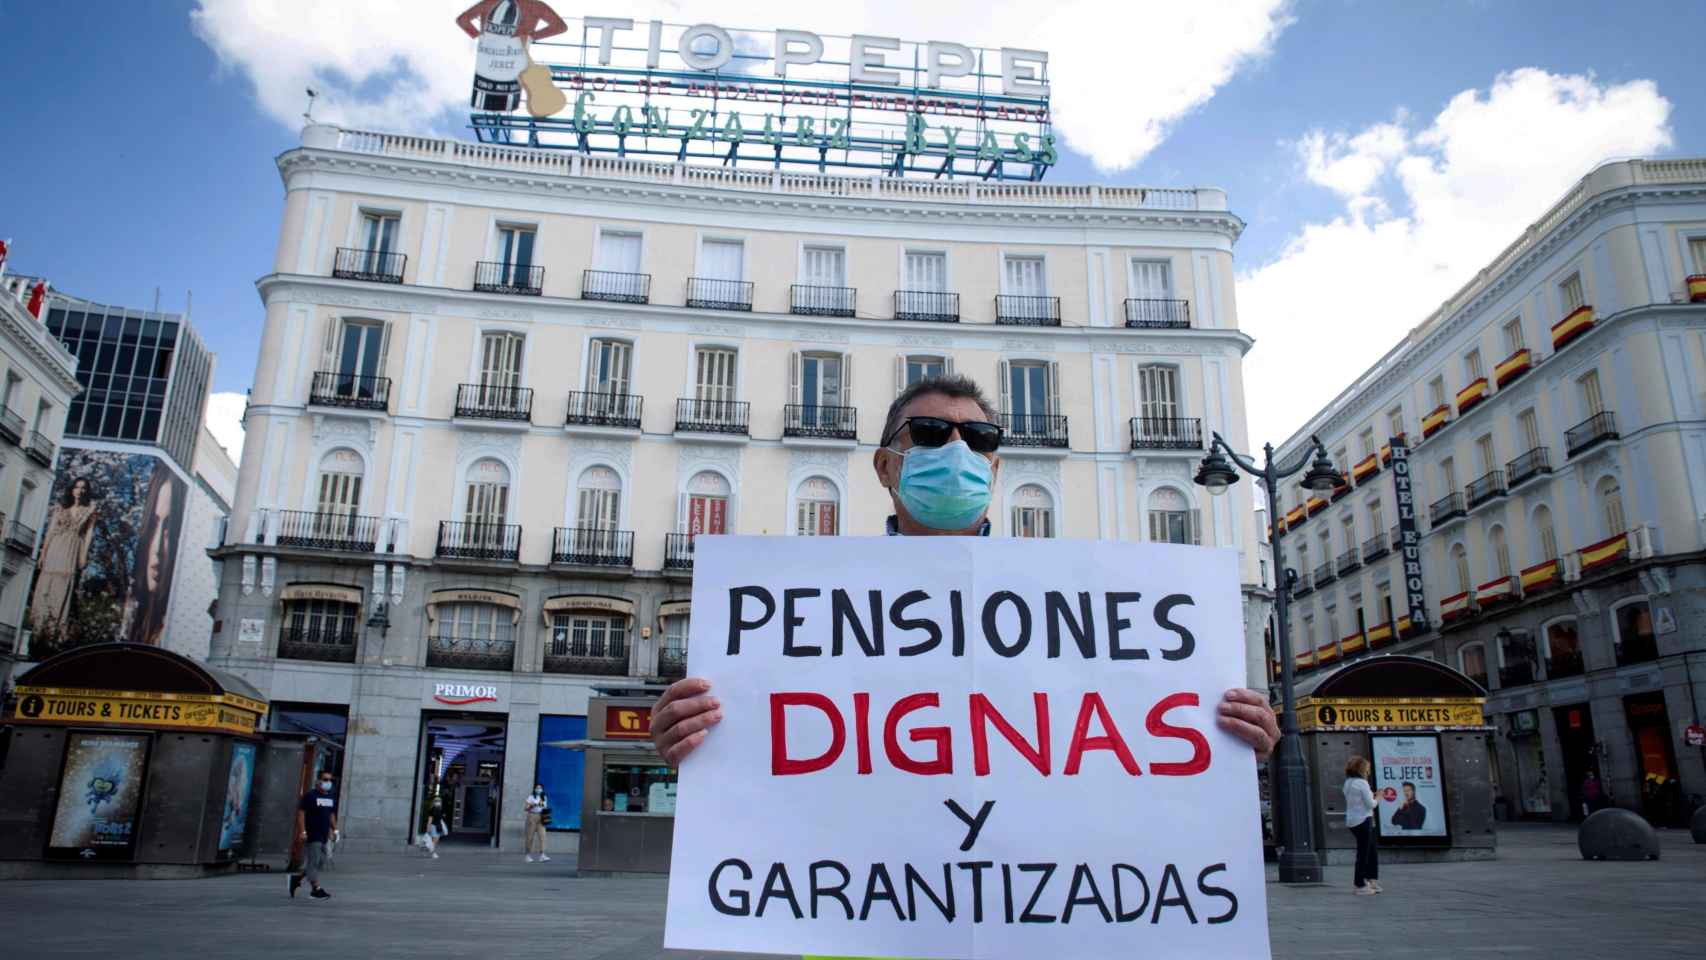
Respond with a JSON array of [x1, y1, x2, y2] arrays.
[[882, 416, 1003, 454]]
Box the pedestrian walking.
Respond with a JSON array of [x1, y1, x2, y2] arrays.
[[290, 771, 339, 901], [524, 783, 550, 862], [419, 797, 448, 858], [1344, 756, 1381, 895], [1581, 770, 1607, 816]]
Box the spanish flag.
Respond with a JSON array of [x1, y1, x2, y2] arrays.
[[1421, 404, 1451, 438], [1440, 590, 1473, 621], [1551, 304, 1595, 349], [1455, 378, 1490, 415], [1688, 274, 1706, 303], [1340, 631, 1367, 654], [1396, 615, 1414, 637], [1379, 443, 1392, 465], [1495, 348, 1532, 388], [1579, 531, 1629, 572], [1285, 505, 1306, 528], [1295, 649, 1316, 670], [1316, 641, 1341, 664], [1367, 622, 1394, 646], [1476, 576, 1517, 606], [1352, 454, 1378, 484], [1306, 496, 1327, 515], [1519, 558, 1559, 592]]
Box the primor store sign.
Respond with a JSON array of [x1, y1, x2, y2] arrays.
[[433, 682, 500, 706]]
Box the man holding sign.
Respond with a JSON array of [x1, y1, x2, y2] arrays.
[[654, 377, 1276, 959]]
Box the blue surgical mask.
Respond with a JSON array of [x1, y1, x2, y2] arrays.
[[891, 440, 993, 531], [319, 780, 333, 792]]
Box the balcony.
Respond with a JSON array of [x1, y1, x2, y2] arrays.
[[995, 295, 1061, 326], [1498, 662, 1536, 688], [1314, 560, 1337, 587], [333, 247, 406, 284], [473, 261, 543, 296], [1616, 632, 1658, 668], [426, 635, 515, 672], [658, 645, 688, 679], [999, 413, 1069, 449], [0, 406, 22, 445], [551, 526, 633, 568], [1336, 547, 1362, 575], [686, 277, 753, 311], [1123, 298, 1190, 329], [663, 532, 696, 574], [277, 626, 358, 664], [1430, 492, 1466, 526], [783, 404, 857, 441], [1130, 416, 1204, 451], [4, 520, 37, 555], [455, 383, 533, 423], [1292, 570, 1315, 598], [275, 510, 382, 553], [790, 284, 856, 318], [25, 430, 55, 467], [675, 398, 750, 436], [1465, 470, 1507, 510], [436, 521, 522, 562], [894, 290, 959, 323], [310, 372, 391, 412], [565, 391, 642, 431], [1505, 447, 1552, 489], [544, 634, 630, 677], [1566, 411, 1618, 457], [582, 269, 650, 303], [1547, 647, 1585, 679], [1362, 533, 1390, 562]]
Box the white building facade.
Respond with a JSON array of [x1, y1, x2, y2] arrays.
[[208, 123, 1267, 849], [1272, 158, 1706, 824]]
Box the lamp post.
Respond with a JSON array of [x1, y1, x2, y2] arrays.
[[1194, 431, 1343, 884]]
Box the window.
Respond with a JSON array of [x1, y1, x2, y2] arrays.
[[1341, 516, 1357, 552], [1376, 583, 1394, 626], [1333, 447, 1349, 478], [898, 355, 949, 392], [495, 224, 536, 282], [601, 762, 675, 814], [282, 598, 359, 648], [587, 339, 632, 395], [903, 250, 948, 292], [1578, 369, 1604, 417], [588, 230, 646, 299], [1010, 484, 1055, 538], [660, 614, 690, 671], [1317, 529, 1331, 565], [316, 449, 364, 518], [31, 399, 50, 434], [360, 212, 398, 254], [1387, 407, 1405, 440], [1518, 409, 1541, 452], [329, 319, 387, 385], [480, 332, 525, 391], [1358, 429, 1376, 459], [1439, 457, 1457, 495], [1597, 476, 1626, 538], [1428, 376, 1447, 410], [1690, 237, 1706, 274], [1301, 615, 1316, 654], [15, 479, 34, 526], [683, 471, 730, 535], [1130, 260, 1172, 298], [435, 601, 515, 646], [800, 246, 846, 287], [1545, 618, 1581, 671], [1139, 364, 1181, 423], [795, 477, 839, 536], [549, 613, 628, 662], [1503, 317, 1526, 355], [1459, 643, 1489, 688], [694, 347, 738, 405], [1476, 434, 1497, 474], [1533, 505, 1558, 562], [699, 238, 745, 281], [575, 465, 622, 532], [1613, 600, 1656, 666], [1489, 525, 1511, 579], [1451, 542, 1471, 594], [1464, 348, 1483, 382], [1147, 488, 1199, 545], [1002, 255, 1047, 296], [463, 458, 511, 532], [1367, 499, 1384, 539], [1, 372, 19, 412], [1001, 360, 1058, 433], [792, 352, 846, 408], [1559, 272, 1585, 312], [1325, 607, 1341, 646]]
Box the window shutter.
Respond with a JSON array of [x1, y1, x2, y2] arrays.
[[997, 359, 1011, 414], [894, 355, 905, 397], [944, 355, 955, 378], [376, 321, 392, 378], [789, 351, 802, 404], [1191, 508, 1203, 546], [321, 319, 339, 373], [677, 492, 689, 534], [1048, 360, 1061, 416], [841, 353, 852, 406]]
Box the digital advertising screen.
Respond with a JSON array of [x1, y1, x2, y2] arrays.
[[46, 732, 152, 861]]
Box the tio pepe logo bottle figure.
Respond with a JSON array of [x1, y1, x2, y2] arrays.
[[456, 1, 569, 114]]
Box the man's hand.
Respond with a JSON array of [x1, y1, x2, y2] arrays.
[[651, 677, 722, 767], [1217, 688, 1279, 761]]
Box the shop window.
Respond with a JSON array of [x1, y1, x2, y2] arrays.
[[1612, 600, 1657, 667], [1458, 642, 1489, 688], [601, 763, 677, 814], [1010, 484, 1055, 538]]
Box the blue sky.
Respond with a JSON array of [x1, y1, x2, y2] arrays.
[[2, 1, 1702, 453]]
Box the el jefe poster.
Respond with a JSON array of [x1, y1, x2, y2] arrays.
[[665, 537, 1270, 960]]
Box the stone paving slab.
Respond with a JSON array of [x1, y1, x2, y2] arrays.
[[1, 825, 1702, 959]]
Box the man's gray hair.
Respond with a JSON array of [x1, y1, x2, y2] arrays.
[[881, 374, 1000, 446]]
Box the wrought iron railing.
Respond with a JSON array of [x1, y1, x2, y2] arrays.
[[276, 510, 382, 552], [1123, 298, 1191, 328], [1429, 492, 1466, 525], [436, 521, 522, 561], [1565, 411, 1618, 457], [544, 633, 630, 676], [894, 290, 959, 323], [686, 277, 754, 311], [1314, 560, 1337, 586], [675, 398, 750, 434], [4, 520, 37, 554], [277, 626, 358, 664], [551, 526, 634, 566], [783, 404, 857, 440], [1498, 662, 1536, 687], [473, 261, 543, 296], [426, 635, 516, 672], [1336, 547, 1361, 574], [1362, 533, 1390, 562], [1615, 632, 1658, 667], [0, 406, 22, 444], [790, 284, 856, 317], [310, 371, 391, 411], [995, 295, 1061, 326], [999, 413, 1069, 448], [1547, 647, 1585, 679], [1129, 416, 1204, 450], [581, 269, 651, 303], [455, 383, 533, 422], [1505, 446, 1552, 487], [1292, 569, 1315, 598], [1466, 470, 1507, 509], [658, 646, 688, 678], [565, 390, 642, 429], [664, 532, 696, 572], [333, 247, 406, 283], [25, 429, 55, 466]]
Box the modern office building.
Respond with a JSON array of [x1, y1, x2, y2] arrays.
[[206, 121, 1268, 850], [1269, 157, 1706, 824], [13, 287, 233, 666], [0, 274, 82, 689]]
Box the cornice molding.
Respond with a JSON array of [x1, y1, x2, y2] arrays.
[[0, 300, 82, 395]]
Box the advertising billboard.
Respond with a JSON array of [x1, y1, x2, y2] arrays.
[[535, 714, 587, 830], [46, 732, 152, 861], [26, 449, 188, 655], [219, 741, 258, 855], [1372, 734, 1450, 840]]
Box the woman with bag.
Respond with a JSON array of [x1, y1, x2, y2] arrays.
[[1344, 756, 1381, 895], [524, 784, 550, 862]]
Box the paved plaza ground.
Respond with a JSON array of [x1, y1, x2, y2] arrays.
[[1, 824, 1701, 958]]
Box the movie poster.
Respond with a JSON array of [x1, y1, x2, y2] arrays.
[[47, 732, 151, 861], [219, 741, 257, 855], [1372, 734, 1450, 839], [25, 449, 188, 655]]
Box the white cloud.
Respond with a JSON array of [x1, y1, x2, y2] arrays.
[[205, 391, 248, 462], [1239, 69, 1673, 447], [190, 0, 1293, 171]]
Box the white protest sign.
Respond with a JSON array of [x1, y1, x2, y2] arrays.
[[665, 536, 1271, 960]]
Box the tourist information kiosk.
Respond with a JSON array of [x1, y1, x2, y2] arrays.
[[559, 686, 676, 875], [1288, 655, 1496, 862], [0, 643, 268, 877]]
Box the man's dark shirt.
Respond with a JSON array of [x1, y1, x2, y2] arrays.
[[1392, 800, 1427, 830], [299, 789, 337, 842]]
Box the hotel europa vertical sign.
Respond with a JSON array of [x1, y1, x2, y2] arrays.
[[1388, 437, 1428, 630]]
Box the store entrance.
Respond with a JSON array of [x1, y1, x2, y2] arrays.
[[1626, 693, 1682, 825], [1553, 703, 1598, 820], [414, 713, 508, 845]]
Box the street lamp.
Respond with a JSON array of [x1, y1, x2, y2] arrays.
[[1195, 431, 1343, 884]]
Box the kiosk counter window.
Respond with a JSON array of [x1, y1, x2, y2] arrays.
[[602, 763, 676, 814]]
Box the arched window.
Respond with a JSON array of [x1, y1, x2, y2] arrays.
[[568, 465, 624, 560], [1451, 542, 1471, 594], [1010, 484, 1055, 538], [316, 448, 365, 517], [1147, 487, 1199, 544], [1597, 477, 1626, 539], [795, 477, 839, 536], [1543, 617, 1583, 677], [286, 448, 368, 548], [1488, 525, 1511, 579], [1612, 599, 1656, 667], [451, 458, 514, 555], [1457, 641, 1489, 688], [1532, 504, 1558, 563], [683, 470, 730, 535]]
